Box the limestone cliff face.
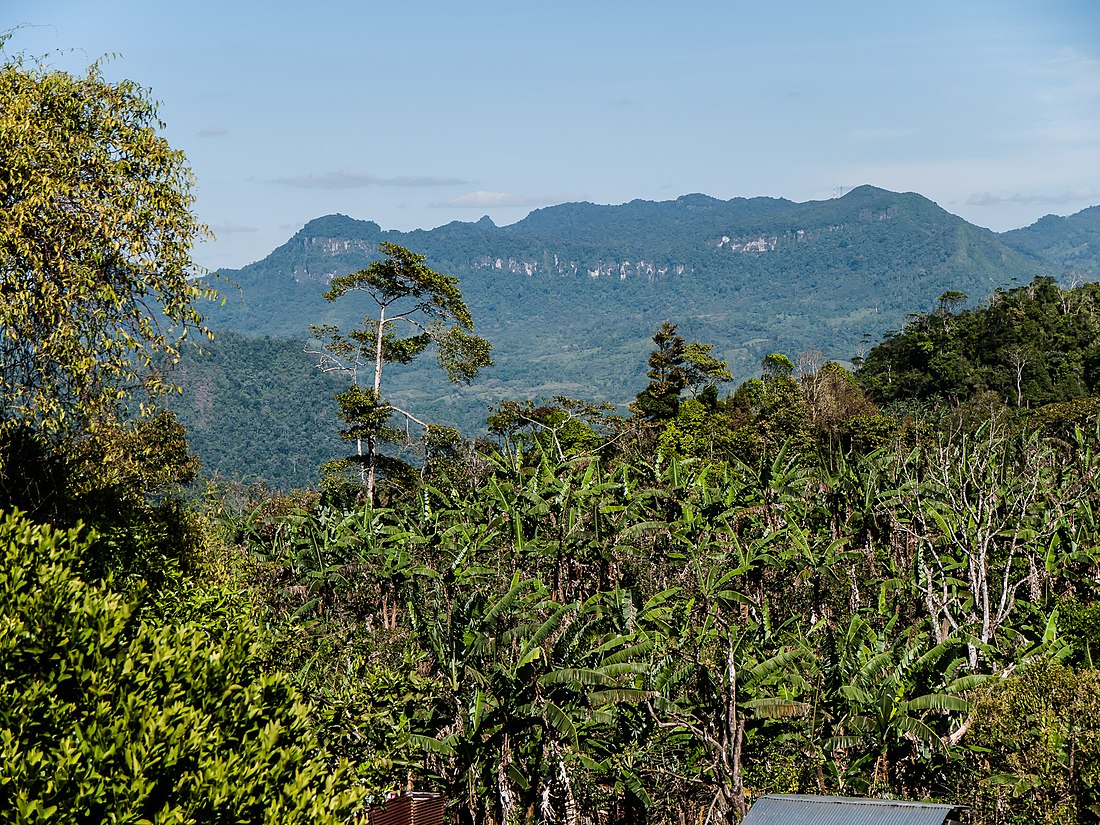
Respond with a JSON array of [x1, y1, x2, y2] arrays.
[[313, 237, 374, 256], [714, 214, 890, 254], [285, 196, 902, 285], [468, 255, 690, 282], [291, 237, 376, 283]]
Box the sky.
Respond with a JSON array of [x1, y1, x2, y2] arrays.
[[6, 1, 1100, 272]]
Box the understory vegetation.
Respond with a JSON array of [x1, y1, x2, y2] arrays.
[[212, 338, 1100, 825]]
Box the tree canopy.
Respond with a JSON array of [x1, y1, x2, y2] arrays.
[[856, 277, 1100, 407], [0, 510, 363, 823], [309, 242, 492, 501], [0, 49, 212, 433], [631, 322, 731, 421]]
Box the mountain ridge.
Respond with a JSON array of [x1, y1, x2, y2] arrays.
[[177, 186, 1099, 487], [213, 185, 1053, 327]]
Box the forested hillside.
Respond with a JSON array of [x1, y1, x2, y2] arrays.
[[208, 187, 1046, 380], [175, 188, 1100, 488], [1000, 206, 1100, 278], [170, 332, 345, 488], [857, 276, 1100, 406]]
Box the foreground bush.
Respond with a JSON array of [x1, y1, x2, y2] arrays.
[[0, 511, 363, 823], [966, 662, 1100, 825]]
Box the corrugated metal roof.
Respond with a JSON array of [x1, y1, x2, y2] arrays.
[[365, 792, 444, 825], [743, 795, 963, 825]]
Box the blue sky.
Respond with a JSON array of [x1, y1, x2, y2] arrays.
[[6, 1, 1100, 271]]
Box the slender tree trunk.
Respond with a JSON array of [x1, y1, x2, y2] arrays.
[[357, 434, 367, 487], [726, 635, 747, 822], [498, 732, 518, 825], [351, 362, 368, 491], [374, 306, 386, 394], [367, 305, 387, 503]]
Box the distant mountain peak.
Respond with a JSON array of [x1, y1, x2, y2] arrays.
[[837, 184, 932, 206], [842, 184, 891, 197], [297, 214, 381, 239], [675, 193, 723, 209]]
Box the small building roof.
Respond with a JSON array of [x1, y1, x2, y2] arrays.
[[743, 795, 964, 825]]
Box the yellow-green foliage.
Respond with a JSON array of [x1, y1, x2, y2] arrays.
[[1029, 397, 1100, 440], [658, 397, 734, 460], [0, 52, 214, 433], [0, 511, 363, 823], [968, 663, 1100, 825]]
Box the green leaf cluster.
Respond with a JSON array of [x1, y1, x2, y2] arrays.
[[0, 51, 212, 433], [632, 322, 732, 422], [968, 663, 1100, 824], [0, 510, 363, 823], [858, 277, 1100, 407]]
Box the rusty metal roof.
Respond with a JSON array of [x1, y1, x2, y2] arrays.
[[365, 792, 444, 825], [743, 795, 964, 825]]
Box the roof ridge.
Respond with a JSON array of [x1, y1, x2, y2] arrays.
[[762, 795, 956, 808]]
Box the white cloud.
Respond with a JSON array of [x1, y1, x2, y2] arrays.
[[272, 168, 469, 189], [967, 188, 1100, 207], [209, 221, 259, 233], [433, 191, 551, 208]]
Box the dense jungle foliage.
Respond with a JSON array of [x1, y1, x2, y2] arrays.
[[215, 357, 1100, 825], [857, 277, 1100, 406], [5, 45, 1100, 825], [172, 330, 347, 488]]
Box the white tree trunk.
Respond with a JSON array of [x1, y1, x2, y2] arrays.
[[367, 306, 387, 503]]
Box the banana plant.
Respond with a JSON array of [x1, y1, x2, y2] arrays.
[[408, 562, 655, 825], [634, 571, 810, 824], [819, 616, 971, 793]]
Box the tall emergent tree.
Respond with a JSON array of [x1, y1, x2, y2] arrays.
[[309, 242, 492, 502], [0, 48, 213, 435], [631, 322, 731, 421]]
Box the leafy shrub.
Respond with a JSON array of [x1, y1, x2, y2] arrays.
[[0, 511, 363, 823], [966, 663, 1100, 825]]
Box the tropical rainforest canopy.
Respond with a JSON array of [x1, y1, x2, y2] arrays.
[[3, 50, 1100, 825]]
